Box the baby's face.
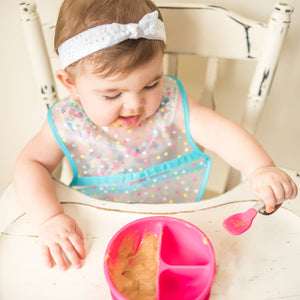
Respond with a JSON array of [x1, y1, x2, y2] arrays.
[[71, 53, 164, 129]]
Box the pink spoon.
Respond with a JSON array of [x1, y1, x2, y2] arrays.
[[223, 200, 282, 235]]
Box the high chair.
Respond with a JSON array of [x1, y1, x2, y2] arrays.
[[160, 2, 292, 132], [0, 2, 299, 299], [17, 1, 294, 194], [159, 2, 294, 192]]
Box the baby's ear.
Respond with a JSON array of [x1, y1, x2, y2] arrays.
[[56, 69, 78, 98]]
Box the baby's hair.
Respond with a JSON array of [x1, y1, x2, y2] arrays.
[[55, 0, 166, 78]]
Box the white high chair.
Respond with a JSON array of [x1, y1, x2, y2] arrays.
[[0, 2, 299, 299], [159, 2, 294, 192], [17, 1, 294, 194]]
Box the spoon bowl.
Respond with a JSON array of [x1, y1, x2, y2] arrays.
[[223, 208, 257, 235], [223, 200, 283, 235]]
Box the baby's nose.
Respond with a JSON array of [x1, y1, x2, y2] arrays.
[[123, 94, 144, 111]]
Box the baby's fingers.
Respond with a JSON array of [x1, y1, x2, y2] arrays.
[[41, 244, 53, 268], [60, 238, 82, 269], [69, 232, 86, 260], [289, 180, 298, 199], [279, 179, 298, 201], [271, 182, 285, 203], [259, 185, 276, 212], [50, 243, 68, 271]]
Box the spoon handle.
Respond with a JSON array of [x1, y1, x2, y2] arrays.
[[253, 199, 283, 215]]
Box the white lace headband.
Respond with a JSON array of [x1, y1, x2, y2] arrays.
[[58, 10, 166, 69]]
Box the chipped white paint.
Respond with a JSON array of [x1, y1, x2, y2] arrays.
[[159, 2, 293, 134], [19, 2, 58, 108], [159, 3, 266, 59], [159, 2, 293, 189], [0, 168, 299, 299], [242, 2, 293, 133]]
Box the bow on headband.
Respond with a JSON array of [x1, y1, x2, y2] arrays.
[[58, 11, 166, 69]]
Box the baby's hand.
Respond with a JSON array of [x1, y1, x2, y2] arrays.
[[38, 214, 86, 271], [249, 166, 298, 213]]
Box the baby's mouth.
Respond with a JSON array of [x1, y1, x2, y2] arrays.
[[116, 114, 141, 127]]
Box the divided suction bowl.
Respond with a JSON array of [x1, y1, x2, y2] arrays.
[[104, 216, 215, 300]]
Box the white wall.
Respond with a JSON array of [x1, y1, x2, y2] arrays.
[[1, 0, 299, 195]]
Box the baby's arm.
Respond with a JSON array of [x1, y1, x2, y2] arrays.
[[188, 95, 297, 212], [13, 121, 85, 270]]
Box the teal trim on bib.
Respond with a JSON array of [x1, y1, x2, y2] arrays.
[[168, 75, 199, 152], [48, 75, 211, 202], [166, 75, 211, 200], [79, 161, 207, 196], [72, 151, 205, 186], [47, 106, 79, 185]]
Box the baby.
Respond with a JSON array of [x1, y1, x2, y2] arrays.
[[14, 0, 297, 271]]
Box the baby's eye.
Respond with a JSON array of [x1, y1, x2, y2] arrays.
[[104, 93, 121, 100], [145, 82, 158, 90]]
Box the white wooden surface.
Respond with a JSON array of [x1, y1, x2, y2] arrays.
[[158, 2, 294, 192], [12, 2, 300, 299], [0, 169, 299, 299], [19, 2, 58, 108], [159, 2, 293, 135]]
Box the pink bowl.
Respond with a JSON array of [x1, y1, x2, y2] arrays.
[[104, 216, 215, 300]]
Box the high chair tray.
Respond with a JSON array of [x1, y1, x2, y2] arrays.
[[0, 169, 299, 300]]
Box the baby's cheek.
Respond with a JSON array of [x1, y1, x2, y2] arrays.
[[89, 109, 119, 127]]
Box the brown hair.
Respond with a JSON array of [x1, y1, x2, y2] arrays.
[[54, 0, 165, 78]]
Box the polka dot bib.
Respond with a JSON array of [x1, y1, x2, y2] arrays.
[[48, 75, 211, 203]]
